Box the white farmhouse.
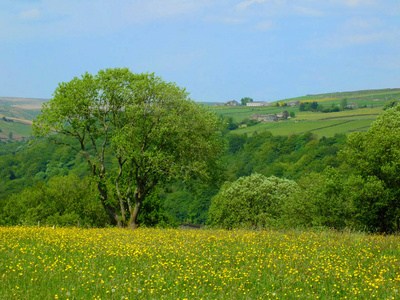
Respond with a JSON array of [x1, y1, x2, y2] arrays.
[[246, 101, 268, 107]]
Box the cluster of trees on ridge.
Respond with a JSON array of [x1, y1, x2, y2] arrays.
[[1, 68, 400, 232]]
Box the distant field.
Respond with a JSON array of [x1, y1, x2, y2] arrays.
[[0, 97, 44, 121], [0, 119, 33, 141], [0, 89, 397, 141], [233, 118, 375, 137], [0, 97, 46, 140], [1, 226, 400, 300], [212, 94, 390, 137], [278, 88, 400, 104], [212, 106, 299, 122]]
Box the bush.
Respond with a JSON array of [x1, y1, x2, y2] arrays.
[[1, 174, 109, 227], [281, 167, 353, 229], [208, 173, 299, 229]]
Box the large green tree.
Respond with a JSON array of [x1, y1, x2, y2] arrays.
[[342, 106, 400, 232], [32, 68, 223, 228]]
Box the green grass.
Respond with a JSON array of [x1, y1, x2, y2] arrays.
[[212, 89, 400, 137], [233, 118, 376, 138], [212, 106, 298, 122], [213, 102, 385, 137], [0, 120, 32, 141], [276, 88, 400, 104], [1, 226, 400, 300]]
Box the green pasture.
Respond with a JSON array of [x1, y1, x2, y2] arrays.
[[211, 106, 298, 122], [277, 88, 400, 104], [233, 118, 376, 138], [213, 97, 388, 137], [0, 120, 32, 140], [296, 107, 382, 120]]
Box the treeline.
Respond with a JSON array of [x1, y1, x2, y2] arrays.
[[0, 126, 349, 228], [209, 106, 400, 233], [300, 101, 342, 113], [0, 138, 173, 227], [1, 104, 400, 233]]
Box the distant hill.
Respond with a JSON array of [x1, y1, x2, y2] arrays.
[[0, 97, 48, 141], [1, 88, 399, 141], [276, 88, 400, 104], [211, 88, 400, 138]]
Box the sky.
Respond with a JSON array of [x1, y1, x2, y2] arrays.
[[0, 0, 399, 103]]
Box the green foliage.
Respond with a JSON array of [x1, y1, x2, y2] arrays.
[[226, 133, 247, 154], [209, 173, 299, 229], [281, 110, 289, 119], [136, 188, 174, 228], [161, 181, 220, 225], [383, 100, 398, 110], [299, 101, 340, 113], [340, 98, 348, 110], [282, 167, 353, 230], [299, 101, 319, 112], [345, 174, 394, 232], [0, 139, 90, 202], [341, 106, 400, 232], [223, 132, 346, 181], [1, 174, 108, 227], [240, 97, 253, 106], [32, 68, 223, 228], [321, 105, 340, 113]]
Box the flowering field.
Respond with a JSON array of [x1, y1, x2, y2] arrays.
[[1, 227, 400, 299]]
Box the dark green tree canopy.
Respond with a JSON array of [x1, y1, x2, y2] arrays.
[[383, 100, 398, 110]]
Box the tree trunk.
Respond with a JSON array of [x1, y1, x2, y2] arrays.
[[96, 181, 122, 227], [128, 200, 142, 229]]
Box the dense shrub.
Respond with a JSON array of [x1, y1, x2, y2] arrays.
[[1, 174, 109, 227], [208, 173, 299, 229]]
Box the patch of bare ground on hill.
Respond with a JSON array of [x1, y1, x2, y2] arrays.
[[0, 114, 32, 125], [0, 97, 46, 110]]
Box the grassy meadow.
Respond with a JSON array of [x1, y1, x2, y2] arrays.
[[1, 226, 400, 300], [214, 105, 384, 138], [210, 88, 400, 137]]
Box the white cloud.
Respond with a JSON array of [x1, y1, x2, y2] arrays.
[[234, 0, 325, 18], [254, 20, 273, 31], [317, 30, 399, 48], [340, 17, 383, 31], [0, 0, 217, 40], [308, 13, 399, 49], [293, 6, 324, 17], [204, 15, 245, 24], [342, 31, 389, 44], [235, 0, 267, 11], [122, 0, 212, 21], [330, 0, 375, 7], [19, 8, 43, 21]]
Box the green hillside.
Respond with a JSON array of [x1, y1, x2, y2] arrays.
[[211, 89, 400, 138], [1, 89, 399, 141], [278, 88, 400, 103], [0, 97, 46, 141]]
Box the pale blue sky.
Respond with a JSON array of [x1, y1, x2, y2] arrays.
[[1, 0, 399, 102]]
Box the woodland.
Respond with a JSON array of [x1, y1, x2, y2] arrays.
[[1, 69, 400, 233]]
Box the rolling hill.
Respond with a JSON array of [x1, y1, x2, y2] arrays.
[[1, 88, 399, 141], [0, 97, 47, 141], [211, 88, 400, 138]]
